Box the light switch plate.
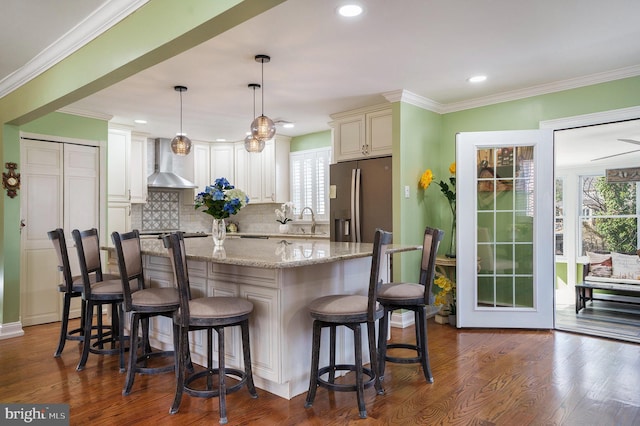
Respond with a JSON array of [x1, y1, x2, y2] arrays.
[[329, 185, 337, 199], [404, 185, 410, 198]]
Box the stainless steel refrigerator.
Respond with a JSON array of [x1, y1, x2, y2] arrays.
[[329, 156, 392, 243]]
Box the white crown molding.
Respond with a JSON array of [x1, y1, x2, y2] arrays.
[[0, 0, 149, 98], [539, 105, 640, 130], [57, 106, 113, 121], [441, 65, 640, 114], [382, 90, 444, 113]]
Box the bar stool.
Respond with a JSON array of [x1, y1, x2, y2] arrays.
[[112, 230, 180, 396], [49, 228, 121, 358], [377, 227, 444, 383], [72, 228, 128, 372], [304, 229, 391, 419], [163, 232, 257, 425]]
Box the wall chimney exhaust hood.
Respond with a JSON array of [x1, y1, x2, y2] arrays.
[[147, 138, 197, 189]]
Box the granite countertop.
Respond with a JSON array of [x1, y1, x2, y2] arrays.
[[226, 231, 329, 240], [133, 237, 421, 269]]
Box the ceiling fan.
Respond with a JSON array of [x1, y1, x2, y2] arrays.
[[591, 138, 640, 161]]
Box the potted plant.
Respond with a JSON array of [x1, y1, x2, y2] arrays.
[[275, 202, 294, 233]]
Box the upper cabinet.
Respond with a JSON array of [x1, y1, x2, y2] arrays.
[[234, 135, 290, 204], [192, 141, 235, 199], [330, 104, 392, 162], [108, 128, 148, 204], [129, 132, 148, 203]]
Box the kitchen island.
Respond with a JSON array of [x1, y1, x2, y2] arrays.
[[130, 236, 420, 399]]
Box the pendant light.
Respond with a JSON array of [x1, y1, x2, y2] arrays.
[[171, 85, 192, 156], [250, 54, 276, 142], [245, 83, 265, 153]]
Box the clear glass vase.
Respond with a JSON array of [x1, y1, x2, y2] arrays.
[[212, 218, 226, 247]]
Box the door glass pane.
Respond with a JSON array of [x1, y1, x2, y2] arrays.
[[476, 145, 535, 309]]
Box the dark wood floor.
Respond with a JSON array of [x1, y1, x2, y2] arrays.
[[1, 317, 639, 425]]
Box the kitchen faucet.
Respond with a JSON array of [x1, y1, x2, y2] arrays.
[[299, 207, 316, 234]]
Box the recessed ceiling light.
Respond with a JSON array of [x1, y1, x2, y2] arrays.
[[282, 123, 295, 129], [216, 138, 226, 142], [467, 75, 487, 83], [134, 119, 147, 124], [338, 4, 363, 17]]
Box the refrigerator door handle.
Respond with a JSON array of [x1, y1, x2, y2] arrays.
[[354, 168, 361, 242]]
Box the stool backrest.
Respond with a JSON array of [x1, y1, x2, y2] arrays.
[[369, 228, 393, 321], [419, 227, 445, 304], [72, 228, 108, 297], [48, 228, 74, 293], [163, 232, 191, 322], [111, 230, 145, 311]]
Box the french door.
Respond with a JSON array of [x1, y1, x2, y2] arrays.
[[456, 129, 554, 328]]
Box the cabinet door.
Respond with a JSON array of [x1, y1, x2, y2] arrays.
[[367, 109, 392, 156], [107, 128, 130, 202], [234, 143, 249, 197], [211, 143, 235, 183], [107, 203, 130, 247], [192, 142, 211, 196], [261, 140, 276, 202], [129, 133, 148, 203], [247, 149, 263, 203], [336, 115, 365, 161]]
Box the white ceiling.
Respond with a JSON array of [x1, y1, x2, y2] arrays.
[[3, 0, 640, 164]]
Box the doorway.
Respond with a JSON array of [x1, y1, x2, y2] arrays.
[[547, 108, 640, 343]]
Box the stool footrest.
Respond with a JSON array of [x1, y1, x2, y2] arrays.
[[184, 367, 248, 399], [316, 364, 376, 393], [134, 350, 175, 375], [384, 343, 421, 364]]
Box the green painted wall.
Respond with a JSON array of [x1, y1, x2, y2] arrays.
[[0, 0, 286, 327], [21, 112, 108, 142], [393, 102, 443, 283], [290, 130, 330, 152]]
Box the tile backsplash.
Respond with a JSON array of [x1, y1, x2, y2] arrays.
[[132, 189, 328, 235]]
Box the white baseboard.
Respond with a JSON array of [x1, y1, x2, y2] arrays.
[[0, 321, 25, 340], [390, 310, 414, 328]]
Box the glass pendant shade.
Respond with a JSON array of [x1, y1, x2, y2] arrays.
[[251, 115, 276, 142], [244, 133, 265, 153], [171, 134, 192, 156], [171, 85, 191, 156]]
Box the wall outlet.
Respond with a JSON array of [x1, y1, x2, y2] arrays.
[[404, 185, 410, 198]]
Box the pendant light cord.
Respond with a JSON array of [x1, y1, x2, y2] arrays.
[[260, 59, 265, 116], [179, 89, 184, 135]]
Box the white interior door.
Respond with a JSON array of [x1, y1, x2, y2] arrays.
[[20, 139, 99, 326], [456, 129, 554, 328]]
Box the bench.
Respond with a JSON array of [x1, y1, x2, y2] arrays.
[[576, 259, 640, 313]]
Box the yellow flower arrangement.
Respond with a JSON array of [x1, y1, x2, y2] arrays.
[[419, 161, 457, 256], [434, 275, 455, 314]]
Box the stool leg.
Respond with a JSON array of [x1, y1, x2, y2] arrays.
[[304, 320, 322, 408], [217, 326, 228, 425], [353, 323, 366, 419], [328, 325, 337, 383], [117, 303, 126, 373], [367, 321, 383, 395], [54, 293, 73, 357], [377, 307, 390, 380], [170, 326, 188, 414], [417, 307, 433, 383], [240, 320, 258, 398], [77, 300, 95, 371], [123, 312, 140, 396]]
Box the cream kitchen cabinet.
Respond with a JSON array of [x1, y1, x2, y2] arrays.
[[330, 104, 392, 162], [108, 128, 148, 204], [192, 141, 235, 198], [234, 135, 290, 204], [129, 132, 148, 203]]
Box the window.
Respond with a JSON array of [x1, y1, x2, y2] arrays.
[[555, 177, 564, 256], [579, 175, 638, 254], [289, 147, 330, 221]]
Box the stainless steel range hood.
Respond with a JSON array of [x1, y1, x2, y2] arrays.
[[147, 138, 197, 189]]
